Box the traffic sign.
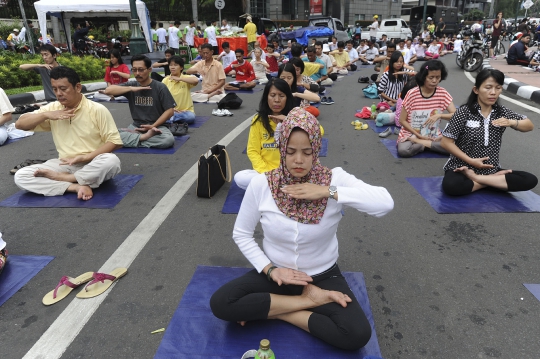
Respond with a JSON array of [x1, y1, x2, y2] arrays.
[[215, 0, 225, 10]]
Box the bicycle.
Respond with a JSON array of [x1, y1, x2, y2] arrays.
[[493, 37, 505, 56]]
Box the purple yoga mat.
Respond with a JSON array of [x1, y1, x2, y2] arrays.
[[380, 139, 449, 159], [154, 265, 382, 359], [407, 176, 540, 213], [221, 180, 245, 214], [0, 255, 55, 307], [365, 119, 397, 134], [524, 284, 540, 302], [115, 135, 190, 154], [0, 174, 142, 209]]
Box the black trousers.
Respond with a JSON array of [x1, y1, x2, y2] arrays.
[[329, 73, 338, 81], [442, 169, 538, 196], [210, 264, 371, 351]]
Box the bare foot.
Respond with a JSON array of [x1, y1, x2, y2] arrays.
[[494, 169, 512, 176], [77, 185, 93, 200], [34, 168, 60, 180], [454, 166, 477, 180], [139, 127, 162, 141], [302, 284, 352, 308]]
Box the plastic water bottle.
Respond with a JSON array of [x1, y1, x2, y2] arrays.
[[255, 339, 275, 359], [371, 102, 377, 119]]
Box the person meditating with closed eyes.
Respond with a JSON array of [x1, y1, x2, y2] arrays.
[[210, 107, 394, 350]]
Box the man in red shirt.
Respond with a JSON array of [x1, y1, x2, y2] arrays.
[[224, 49, 257, 90]]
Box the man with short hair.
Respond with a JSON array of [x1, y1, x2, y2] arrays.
[[303, 46, 328, 88], [359, 41, 379, 64], [156, 22, 168, 51], [217, 42, 237, 72], [372, 42, 396, 83], [169, 20, 181, 53], [240, 16, 258, 53], [186, 43, 227, 103], [19, 44, 61, 102], [150, 48, 175, 82], [345, 40, 359, 71], [14, 66, 122, 201], [330, 41, 351, 74], [507, 33, 531, 66], [315, 41, 336, 83], [220, 19, 231, 32], [436, 17, 446, 38], [104, 55, 176, 148], [182, 20, 196, 49], [291, 43, 324, 77], [162, 56, 198, 124], [72, 21, 92, 53], [204, 20, 219, 55], [402, 39, 417, 65], [18, 20, 35, 45], [224, 49, 257, 90]]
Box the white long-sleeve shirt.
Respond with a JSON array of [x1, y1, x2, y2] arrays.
[[233, 167, 394, 276]]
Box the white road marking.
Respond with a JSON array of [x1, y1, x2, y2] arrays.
[[23, 115, 255, 359], [464, 70, 540, 114]]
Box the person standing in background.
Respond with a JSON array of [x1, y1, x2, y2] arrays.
[[169, 20, 181, 54], [369, 15, 379, 43]]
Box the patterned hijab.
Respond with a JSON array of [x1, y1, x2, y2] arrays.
[[265, 107, 332, 224]]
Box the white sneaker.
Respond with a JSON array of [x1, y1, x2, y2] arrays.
[[212, 109, 225, 116], [222, 109, 233, 116]]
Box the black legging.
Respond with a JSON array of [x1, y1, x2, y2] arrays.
[[210, 264, 372, 351], [442, 169, 538, 196]]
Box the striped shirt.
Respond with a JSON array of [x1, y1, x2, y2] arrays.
[[397, 86, 453, 143], [378, 69, 413, 102]]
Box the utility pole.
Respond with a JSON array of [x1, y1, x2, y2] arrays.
[[128, 0, 148, 55], [488, 0, 496, 18], [17, 0, 34, 54]]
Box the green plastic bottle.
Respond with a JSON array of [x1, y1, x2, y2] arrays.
[[371, 102, 377, 113], [255, 339, 275, 359]]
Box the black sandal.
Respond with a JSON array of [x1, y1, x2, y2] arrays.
[[9, 159, 47, 175]]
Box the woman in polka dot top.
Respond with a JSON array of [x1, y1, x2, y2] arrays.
[[440, 69, 537, 196]]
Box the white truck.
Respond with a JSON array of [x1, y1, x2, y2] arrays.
[[362, 19, 413, 41]]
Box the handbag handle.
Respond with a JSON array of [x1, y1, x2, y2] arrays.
[[211, 148, 232, 183]]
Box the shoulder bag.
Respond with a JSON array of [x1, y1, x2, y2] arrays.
[[196, 144, 232, 198]]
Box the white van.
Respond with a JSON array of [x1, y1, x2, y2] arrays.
[[361, 19, 413, 41]]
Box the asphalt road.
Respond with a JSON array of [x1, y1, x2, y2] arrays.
[[1, 53, 540, 359]]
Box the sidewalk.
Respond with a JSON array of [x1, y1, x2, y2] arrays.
[[7, 82, 108, 106], [482, 55, 540, 105]]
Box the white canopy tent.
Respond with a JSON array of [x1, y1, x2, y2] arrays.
[[34, 0, 153, 53]]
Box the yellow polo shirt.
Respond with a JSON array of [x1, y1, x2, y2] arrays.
[[333, 51, 350, 67], [302, 62, 323, 77], [163, 75, 197, 113], [244, 22, 257, 43], [30, 95, 122, 158]]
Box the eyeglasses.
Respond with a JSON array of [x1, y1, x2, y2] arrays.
[[131, 68, 148, 73]]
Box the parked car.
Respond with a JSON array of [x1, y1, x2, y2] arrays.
[[280, 16, 349, 46], [361, 19, 413, 41]]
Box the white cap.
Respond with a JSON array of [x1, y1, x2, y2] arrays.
[[322, 43, 331, 52], [427, 17, 432, 21], [457, 34, 462, 39], [13, 28, 19, 32], [246, 16, 252, 22]]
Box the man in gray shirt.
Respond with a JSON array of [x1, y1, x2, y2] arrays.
[[19, 44, 61, 102], [104, 55, 176, 148]]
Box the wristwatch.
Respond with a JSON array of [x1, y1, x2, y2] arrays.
[[328, 185, 337, 200]]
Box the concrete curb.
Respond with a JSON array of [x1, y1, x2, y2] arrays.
[[482, 59, 540, 105], [7, 82, 108, 106]]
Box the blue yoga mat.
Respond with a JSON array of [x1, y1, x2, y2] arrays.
[[0, 174, 142, 209], [242, 138, 328, 157], [380, 139, 449, 159], [154, 265, 381, 359], [115, 135, 190, 154], [365, 119, 397, 134], [524, 284, 540, 302], [189, 116, 210, 129], [0, 255, 54, 307], [407, 176, 540, 213], [222, 180, 246, 214]]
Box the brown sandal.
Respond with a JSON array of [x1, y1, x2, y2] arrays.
[[9, 159, 46, 175]]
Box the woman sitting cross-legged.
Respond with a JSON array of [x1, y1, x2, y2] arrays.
[[210, 107, 394, 350], [441, 69, 537, 196], [397, 60, 456, 157]]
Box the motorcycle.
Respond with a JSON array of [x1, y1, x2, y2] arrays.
[[111, 38, 130, 57], [457, 30, 485, 72]]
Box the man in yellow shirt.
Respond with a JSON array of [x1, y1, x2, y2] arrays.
[[241, 16, 258, 53], [162, 56, 199, 124], [330, 41, 351, 74], [14, 67, 123, 201]]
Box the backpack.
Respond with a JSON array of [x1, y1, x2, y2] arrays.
[[218, 93, 243, 109], [362, 83, 379, 99]]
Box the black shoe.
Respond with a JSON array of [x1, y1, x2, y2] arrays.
[[320, 96, 328, 105], [326, 97, 335, 105]]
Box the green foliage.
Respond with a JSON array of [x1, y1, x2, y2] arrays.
[[464, 9, 485, 21], [0, 51, 106, 90], [0, 20, 21, 40]]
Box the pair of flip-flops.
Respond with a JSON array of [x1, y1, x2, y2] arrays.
[[42, 268, 127, 306], [10, 159, 47, 175]]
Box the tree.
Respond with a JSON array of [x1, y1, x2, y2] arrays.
[[464, 9, 485, 20]]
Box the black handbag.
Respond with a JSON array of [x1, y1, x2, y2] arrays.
[[170, 122, 188, 136], [196, 145, 232, 198], [218, 93, 243, 109]]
